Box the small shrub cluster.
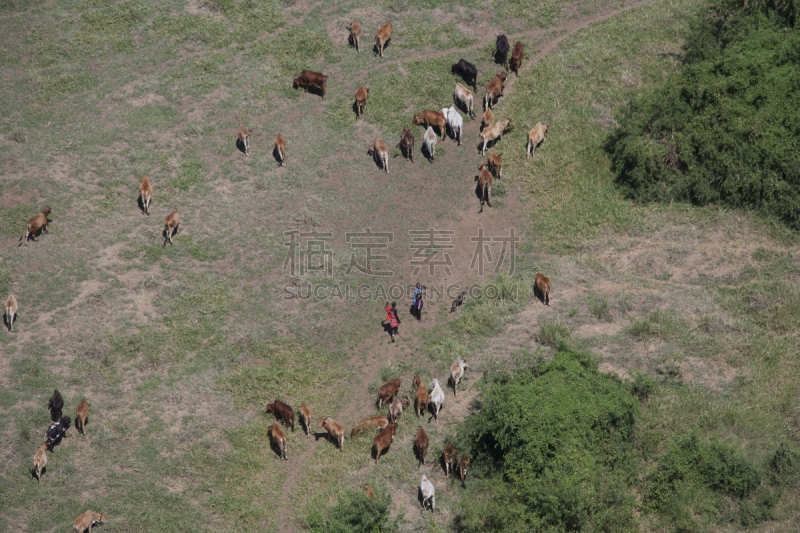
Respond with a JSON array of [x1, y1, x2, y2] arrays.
[[455, 348, 640, 532], [647, 432, 771, 531], [305, 488, 400, 533]]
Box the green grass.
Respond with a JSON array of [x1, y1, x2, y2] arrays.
[[2, 0, 800, 531]]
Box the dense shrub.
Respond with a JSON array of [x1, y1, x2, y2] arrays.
[[647, 432, 767, 530], [769, 442, 800, 486], [607, 0, 800, 228], [454, 348, 640, 532], [648, 433, 760, 505], [305, 488, 400, 533]]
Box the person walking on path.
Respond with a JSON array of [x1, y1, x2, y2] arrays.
[[386, 301, 400, 342], [413, 283, 425, 321]]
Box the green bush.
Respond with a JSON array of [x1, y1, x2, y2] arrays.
[[769, 442, 800, 486], [455, 348, 639, 532], [607, 0, 800, 228], [306, 488, 400, 533], [647, 433, 760, 509]]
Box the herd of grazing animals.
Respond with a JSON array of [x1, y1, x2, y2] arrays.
[[6, 19, 557, 524]]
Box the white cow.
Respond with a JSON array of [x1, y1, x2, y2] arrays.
[[420, 475, 435, 511], [428, 379, 445, 421], [441, 106, 463, 146], [423, 126, 437, 161], [450, 358, 468, 396]]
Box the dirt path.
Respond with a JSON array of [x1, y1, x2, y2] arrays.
[[348, 0, 656, 86], [274, 1, 656, 530]]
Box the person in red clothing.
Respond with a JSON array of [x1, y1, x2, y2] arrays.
[[385, 301, 400, 342]]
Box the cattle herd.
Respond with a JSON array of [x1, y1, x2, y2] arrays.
[[261, 358, 473, 513], [5, 18, 559, 526]]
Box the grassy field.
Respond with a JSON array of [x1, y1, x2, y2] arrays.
[[1, 0, 799, 531]]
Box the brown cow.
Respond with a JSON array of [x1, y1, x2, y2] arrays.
[[364, 483, 376, 499], [413, 375, 429, 418], [318, 417, 345, 451], [21, 206, 52, 246], [481, 108, 494, 132], [535, 272, 551, 306], [75, 399, 90, 434], [459, 455, 471, 487], [480, 118, 514, 156], [4, 293, 18, 331], [351, 415, 389, 439], [355, 85, 369, 118], [292, 70, 327, 98], [377, 378, 400, 408], [372, 422, 397, 463], [487, 152, 503, 178], [349, 19, 362, 51], [413, 110, 447, 139], [268, 423, 287, 460], [299, 402, 312, 436], [526, 122, 549, 161], [33, 442, 47, 482], [237, 125, 251, 156], [414, 426, 429, 467], [375, 22, 393, 57], [266, 399, 295, 431], [274, 133, 287, 166], [163, 209, 180, 246], [484, 71, 507, 110], [443, 443, 457, 478], [477, 162, 493, 212], [73, 511, 105, 533], [510, 41, 524, 76], [139, 176, 152, 215], [388, 396, 410, 423], [398, 126, 414, 162], [368, 137, 389, 173]]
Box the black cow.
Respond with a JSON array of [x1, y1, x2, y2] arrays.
[[451, 59, 477, 90], [496, 35, 510, 70], [46, 416, 71, 451]]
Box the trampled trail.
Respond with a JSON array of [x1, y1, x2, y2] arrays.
[[274, 1, 657, 530]]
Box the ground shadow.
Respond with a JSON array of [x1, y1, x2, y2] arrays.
[[235, 138, 247, 155], [422, 142, 435, 162], [162, 225, 179, 246], [3, 312, 17, 331], [272, 146, 284, 166], [30, 466, 46, 481], [373, 39, 391, 57], [269, 438, 285, 460], [136, 194, 150, 215]]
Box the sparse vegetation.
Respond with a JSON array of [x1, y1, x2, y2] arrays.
[[2, 0, 800, 531]]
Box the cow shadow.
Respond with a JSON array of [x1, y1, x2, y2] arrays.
[[368, 150, 386, 171], [373, 39, 391, 56], [272, 146, 284, 166], [235, 138, 247, 155], [3, 312, 17, 331], [30, 466, 46, 481], [269, 438, 284, 460], [313, 430, 331, 443], [18, 224, 49, 247], [304, 85, 325, 98], [352, 100, 360, 118], [136, 194, 149, 215], [422, 142, 435, 162], [162, 225, 179, 246]]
